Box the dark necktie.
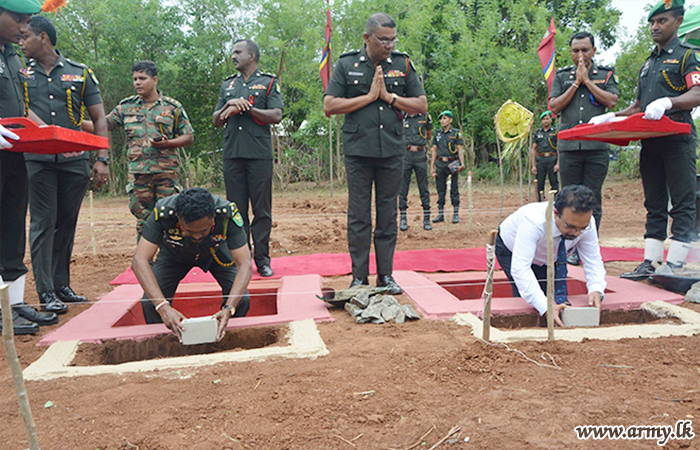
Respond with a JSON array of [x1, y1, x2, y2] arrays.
[[554, 238, 568, 304]]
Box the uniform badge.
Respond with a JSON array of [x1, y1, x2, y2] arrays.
[[663, 59, 679, 64], [167, 228, 183, 240], [696, 52, 700, 63], [250, 84, 266, 89], [88, 68, 99, 85], [61, 74, 85, 82]]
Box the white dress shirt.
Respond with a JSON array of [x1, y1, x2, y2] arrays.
[[499, 202, 607, 315]]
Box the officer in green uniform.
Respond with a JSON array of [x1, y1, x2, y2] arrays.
[[323, 12, 427, 295], [599, 0, 700, 279], [20, 15, 110, 314], [0, 0, 53, 336], [430, 110, 465, 224], [213, 39, 283, 278], [132, 188, 253, 342], [530, 110, 559, 201], [106, 60, 194, 236], [399, 112, 433, 231], [550, 31, 618, 265]]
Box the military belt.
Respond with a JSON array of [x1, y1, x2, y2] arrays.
[[407, 145, 425, 152], [537, 152, 556, 157], [438, 156, 458, 162]]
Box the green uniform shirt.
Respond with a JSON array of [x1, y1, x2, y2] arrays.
[[141, 194, 247, 268], [432, 127, 463, 157], [0, 43, 25, 118], [21, 52, 103, 162], [550, 62, 618, 151], [107, 93, 194, 173], [325, 46, 426, 158], [215, 70, 283, 160], [638, 37, 700, 127], [533, 127, 558, 154], [403, 113, 432, 146]]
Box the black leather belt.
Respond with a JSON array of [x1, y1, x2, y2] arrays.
[[438, 156, 458, 162], [537, 151, 556, 157], [407, 145, 425, 152]]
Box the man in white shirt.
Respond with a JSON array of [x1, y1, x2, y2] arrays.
[[495, 185, 606, 326]]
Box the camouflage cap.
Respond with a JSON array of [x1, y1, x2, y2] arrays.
[[648, 0, 684, 21], [0, 0, 42, 14]]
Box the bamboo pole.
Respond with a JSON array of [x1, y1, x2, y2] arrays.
[[545, 192, 556, 341], [482, 230, 499, 342], [89, 190, 96, 255], [1, 285, 40, 450], [467, 170, 473, 232], [495, 131, 504, 226], [518, 144, 523, 206]]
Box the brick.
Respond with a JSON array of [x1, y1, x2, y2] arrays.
[[561, 307, 600, 327]]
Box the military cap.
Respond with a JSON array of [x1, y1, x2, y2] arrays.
[[540, 111, 552, 120], [648, 0, 684, 21], [438, 110, 453, 118], [0, 0, 42, 14]]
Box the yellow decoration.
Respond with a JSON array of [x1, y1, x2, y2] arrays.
[[494, 100, 534, 161]]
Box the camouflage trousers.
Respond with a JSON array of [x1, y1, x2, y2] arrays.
[[128, 172, 180, 235]]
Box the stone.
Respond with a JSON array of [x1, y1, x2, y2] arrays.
[[350, 290, 372, 309], [401, 304, 420, 320], [560, 307, 600, 327], [180, 316, 218, 345], [344, 302, 363, 318], [380, 304, 401, 322], [361, 303, 384, 324], [394, 308, 406, 324], [685, 281, 700, 303]]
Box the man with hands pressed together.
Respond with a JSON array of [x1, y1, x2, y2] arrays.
[[323, 12, 427, 295], [549, 32, 618, 265], [593, 0, 700, 279], [132, 188, 252, 342]]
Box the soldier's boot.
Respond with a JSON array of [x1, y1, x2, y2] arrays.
[[423, 209, 432, 230], [399, 211, 408, 231], [621, 238, 664, 281], [432, 208, 445, 223], [452, 206, 460, 224]]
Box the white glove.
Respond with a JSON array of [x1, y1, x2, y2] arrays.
[[644, 97, 673, 120], [0, 123, 19, 149], [588, 112, 616, 125]]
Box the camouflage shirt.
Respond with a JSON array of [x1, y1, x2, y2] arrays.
[[107, 93, 194, 173]]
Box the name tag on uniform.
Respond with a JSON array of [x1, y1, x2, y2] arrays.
[[61, 74, 85, 82], [348, 71, 364, 76]]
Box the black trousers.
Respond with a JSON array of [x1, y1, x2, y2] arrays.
[[223, 158, 273, 269], [345, 154, 403, 278], [27, 159, 90, 293], [435, 160, 460, 209], [495, 233, 548, 298], [0, 151, 28, 282], [640, 133, 697, 243], [398, 149, 430, 212], [559, 150, 609, 229], [535, 155, 559, 195], [141, 254, 250, 324]]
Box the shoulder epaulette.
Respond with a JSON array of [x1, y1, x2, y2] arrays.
[[153, 195, 178, 222], [557, 66, 573, 72], [162, 96, 183, 108], [224, 74, 237, 81], [214, 196, 244, 227], [339, 49, 360, 58], [259, 72, 276, 78], [64, 58, 88, 70], [391, 50, 409, 58], [118, 95, 140, 105], [597, 65, 614, 71]]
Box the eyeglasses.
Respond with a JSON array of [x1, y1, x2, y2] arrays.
[[559, 216, 592, 233], [369, 33, 399, 47]]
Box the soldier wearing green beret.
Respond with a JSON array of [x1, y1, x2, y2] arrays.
[[20, 15, 110, 315], [399, 112, 433, 231], [324, 12, 428, 295], [550, 31, 619, 265], [0, 0, 52, 336], [530, 111, 559, 201], [429, 110, 464, 224], [597, 0, 700, 279], [132, 188, 253, 341], [106, 60, 195, 237]]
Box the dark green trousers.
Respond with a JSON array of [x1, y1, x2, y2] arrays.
[[535, 155, 559, 195], [435, 160, 460, 209], [27, 159, 90, 293], [345, 154, 403, 278], [399, 149, 431, 212], [559, 150, 609, 229], [0, 151, 28, 282]]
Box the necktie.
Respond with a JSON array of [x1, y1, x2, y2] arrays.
[[554, 238, 568, 304]]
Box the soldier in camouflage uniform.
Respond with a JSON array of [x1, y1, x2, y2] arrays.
[[106, 60, 194, 235]]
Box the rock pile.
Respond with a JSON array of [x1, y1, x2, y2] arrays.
[[323, 286, 420, 324]]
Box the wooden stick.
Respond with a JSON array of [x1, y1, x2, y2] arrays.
[[427, 426, 460, 450], [467, 171, 473, 232], [389, 424, 436, 450], [545, 192, 556, 340], [89, 190, 96, 255], [333, 434, 356, 447], [1, 284, 40, 450], [329, 116, 334, 198], [482, 230, 498, 342]]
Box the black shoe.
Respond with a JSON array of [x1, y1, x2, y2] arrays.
[[432, 212, 444, 223], [56, 285, 87, 303], [377, 274, 402, 295], [13, 303, 58, 326], [423, 211, 432, 230], [39, 291, 68, 314], [452, 211, 460, 224], [620, 260, 656, 281], [567, 249, 580, 266], [0, 309, 39, 335], [349, 277, 369, 288], [399, 213, 408, 231], [258, 265, 274, 277]]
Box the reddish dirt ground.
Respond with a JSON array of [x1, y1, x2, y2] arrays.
[[1, 178, 700, 450]]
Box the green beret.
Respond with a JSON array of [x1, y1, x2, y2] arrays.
[[0, 0, 42, 14], [438, 110, 453, 119], [540, 111, 552, 120], [648, 0, 684, 21]]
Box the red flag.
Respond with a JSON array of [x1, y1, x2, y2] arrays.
[[537, 18, 556, 95], [320, 0, 332, 92]]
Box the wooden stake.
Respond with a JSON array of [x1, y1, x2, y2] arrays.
[[329, 116, 334, 198], [545, 192, 556, 341], [89, 190, 96, 255], [467, 171, 473, 232], [1, 285, 40, 450], [482, 230, 499, 342]]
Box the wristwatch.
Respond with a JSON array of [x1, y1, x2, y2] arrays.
[[96, 156, 111, 165], [222, 304, 234, 312]]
